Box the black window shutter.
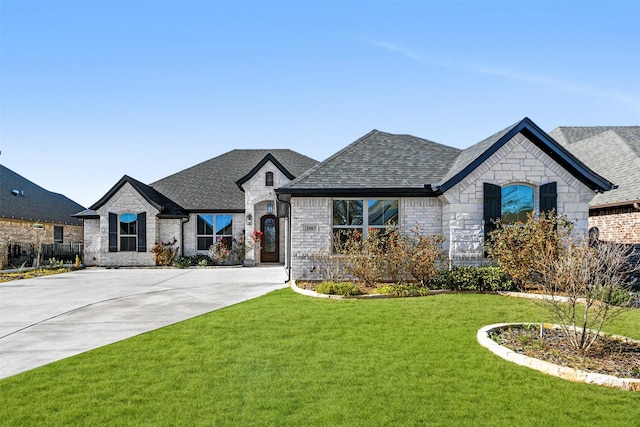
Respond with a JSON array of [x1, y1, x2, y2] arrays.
[[108, 213, 118, 252], [540, 182, 557, 214], [483, 183, 502, 242], [137, 212, 146, 252]]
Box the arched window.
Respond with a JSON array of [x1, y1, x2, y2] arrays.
[[265, 171, 274, 186], [501, 185, 534, 223]]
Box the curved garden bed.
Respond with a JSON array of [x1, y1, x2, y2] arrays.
[[478, 323, 640, 392]]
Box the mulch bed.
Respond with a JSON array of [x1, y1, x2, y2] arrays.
[[494, 325, 640, 379]]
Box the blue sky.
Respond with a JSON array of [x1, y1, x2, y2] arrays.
[[1, 0, 638, 208]]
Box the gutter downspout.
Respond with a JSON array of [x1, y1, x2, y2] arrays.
[[181, 215, 190, 257], [276, 193, 292, 283]]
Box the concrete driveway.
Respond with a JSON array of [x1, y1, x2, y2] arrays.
[[0, 266, 288, 380]]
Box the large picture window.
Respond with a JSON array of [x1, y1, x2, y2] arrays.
[[197, 214, 234, 250], [332, 199, 398, 246]]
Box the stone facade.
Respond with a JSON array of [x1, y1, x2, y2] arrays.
[[443, 134, 595, 266], [88, 183, 159, 267], [242, 162, 291, 264]]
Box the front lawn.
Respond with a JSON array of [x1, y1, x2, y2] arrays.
[[1, 291, 638, 426]]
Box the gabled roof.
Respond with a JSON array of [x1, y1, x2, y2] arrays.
[[277, 130, 461, 197], [438, 117, 613, 193], [87, 175, 188, 218], [0, 164, 85, 226], [235, 153, 297, 191], [151, 149, 317, 211], [277, 118, 613, 197], [550, 126, 640, 207]]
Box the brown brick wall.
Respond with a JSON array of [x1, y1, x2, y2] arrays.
[[588, 212, 640, 244], [0, 219, 83, 244]]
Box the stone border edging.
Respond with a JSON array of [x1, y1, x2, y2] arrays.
[[477, 323, 640, 392], [289, 280, 388, 299], [290, 281, 454, 299]]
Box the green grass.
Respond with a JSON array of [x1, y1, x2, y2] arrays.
[[1, 291, 639, 426]]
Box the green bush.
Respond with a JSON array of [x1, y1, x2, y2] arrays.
[[172, 256, 192, 268], [316, 281, 362, 296], [374, 284, 430, 297], [433, 266, 515, 292]]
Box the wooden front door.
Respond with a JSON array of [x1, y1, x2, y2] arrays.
[[260, 215, 279, 263]]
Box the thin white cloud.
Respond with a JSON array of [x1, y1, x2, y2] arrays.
[[372, 41, 424, 61], [371, 40, 640, 115]]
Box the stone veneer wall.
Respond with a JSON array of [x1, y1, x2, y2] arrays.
[[92, 183, 158, 266], [242, 162, 291, 264], [589, 211, 640, 244], [83, 218, 101, 266], [443, 133, 596, 266], [290, 196, 443, 281], [157, 218, 183, 254], [290, 196, 332, 280]]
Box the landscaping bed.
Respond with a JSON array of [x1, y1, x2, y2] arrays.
[[0, 267, 73, 283], [492, 324, 640, 379]]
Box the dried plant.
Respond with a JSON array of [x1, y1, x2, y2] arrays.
[[488, 212, 639, 353]]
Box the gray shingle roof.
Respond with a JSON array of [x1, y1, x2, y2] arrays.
[[279, 119, 612, 196], [438, 122, 517, 186], [550, 126, 640, 207], [280, 130, 462, 192], [88, 175, 188, 217], [151, 149, 318, 211], [0, 164, 85, 226]]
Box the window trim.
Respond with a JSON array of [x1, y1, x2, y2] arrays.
[[265, 171, 274, 187]]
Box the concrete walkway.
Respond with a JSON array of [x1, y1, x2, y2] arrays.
[[0, 266, 288, 380]]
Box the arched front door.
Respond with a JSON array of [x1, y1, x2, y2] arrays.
[[260, 215, 279, 263]]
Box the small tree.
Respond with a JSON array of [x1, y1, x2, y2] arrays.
[[488, 212, 638, 353], [536, 238, 638, 352]]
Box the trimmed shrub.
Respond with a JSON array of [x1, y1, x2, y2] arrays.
[[316, 281, 362, 296], [172, 256, 192, 269], [374, 284, 430, 297], [433, 266, 515, 292]]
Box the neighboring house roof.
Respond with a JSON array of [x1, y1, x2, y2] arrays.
[[278, 118, 613, 197], [151, 149, 318, 211], [84, 175, 188, 218], [549, 126, 640, 207], [0, 164, 85, 226], [277, 130, 462, 196]]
